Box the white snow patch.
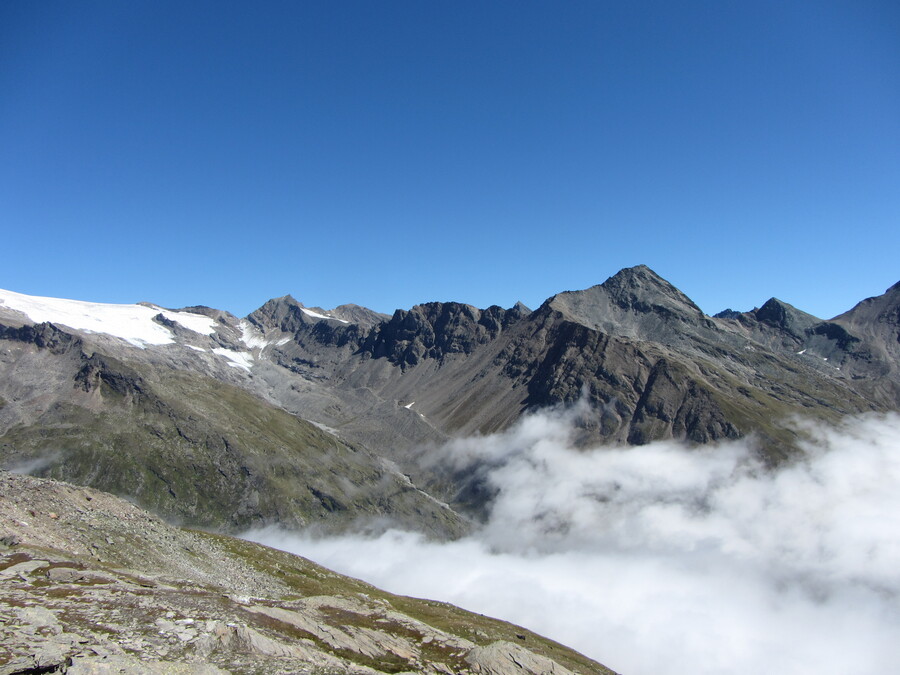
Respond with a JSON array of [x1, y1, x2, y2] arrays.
[[212, 348, 254, 372], [404, 401, 415, 409], [797, 349, 807, 355], [186, 345, 206, 353], [156, 309, 217, 336], [239, 320, 268, 349], [300, 307, 349, 323], [0, 288, 217, 348], [240, 320, 293, 351]]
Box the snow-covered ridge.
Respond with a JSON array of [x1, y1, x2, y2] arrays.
[[0, 288, 218, 348]]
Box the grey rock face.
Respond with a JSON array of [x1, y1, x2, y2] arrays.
[[751, 298, 823, 349], [825, 281, 900, 402], [832, 281, 900, 364], [626, 358, 740, 445], [0, 321, 83, 355], [466, 640, 578, 675], [544, 265, 714, 344], [361, 302, 524, 368]]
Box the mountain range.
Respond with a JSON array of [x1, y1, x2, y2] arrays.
[[1, 265, 898, 672], [1, 265, 898, 532]]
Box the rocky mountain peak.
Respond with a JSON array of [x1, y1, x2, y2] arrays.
[[831, 280, 899, 328], [511, 301, 532, 315], [273, 293, 300, 306], [247, 295, 309, 334], [717, 297, 824, 353], [542, 265, 711, 342], [754, 298, 789, 326], [599, 264, 703, 312], [247, 295, 359, 335], [830, 279, 900, 366], [248, 294, 300, 314], [753, 298, 821, 335]]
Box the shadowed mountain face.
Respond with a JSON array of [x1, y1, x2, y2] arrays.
[[1, 266, 898, 530]]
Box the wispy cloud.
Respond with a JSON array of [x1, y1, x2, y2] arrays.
[[247, 408, 900, 675], [3, 452, 61, 476]]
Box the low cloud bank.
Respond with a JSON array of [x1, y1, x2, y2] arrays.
[[247, 408, 900, 675]]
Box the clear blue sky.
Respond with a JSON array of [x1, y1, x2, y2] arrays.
[[2, 1, 898, 319]]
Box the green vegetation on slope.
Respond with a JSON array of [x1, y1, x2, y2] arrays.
[[0, 359, 466, 537]]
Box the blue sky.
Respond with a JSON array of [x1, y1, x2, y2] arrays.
[[2, 1, 898, 319]]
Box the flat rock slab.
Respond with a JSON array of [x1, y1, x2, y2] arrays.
[[467, 640, 577, 675], [0, 559, 49, 578]]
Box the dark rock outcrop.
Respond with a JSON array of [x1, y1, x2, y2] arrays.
[[361, 302, 525, 368], [0, 321, 82, 355]]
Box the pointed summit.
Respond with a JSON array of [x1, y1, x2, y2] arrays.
[[510, 301, 532, 316], [833, 279, 900, 325], [753, 298, 821, 336], [543, 265, 712, 342], [720, 297, 824, 352], [830, 279, 900, 364], [598, 265, 703, 314], [248, 295, 350, 333]]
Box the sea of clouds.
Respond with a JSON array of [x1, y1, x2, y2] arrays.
[[247, 406, 900, 674]]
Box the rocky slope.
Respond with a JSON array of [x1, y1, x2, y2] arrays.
[[0, 471, 613, 674]]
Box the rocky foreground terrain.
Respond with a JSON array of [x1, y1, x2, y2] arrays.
[[0, 471, 613, 674]]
